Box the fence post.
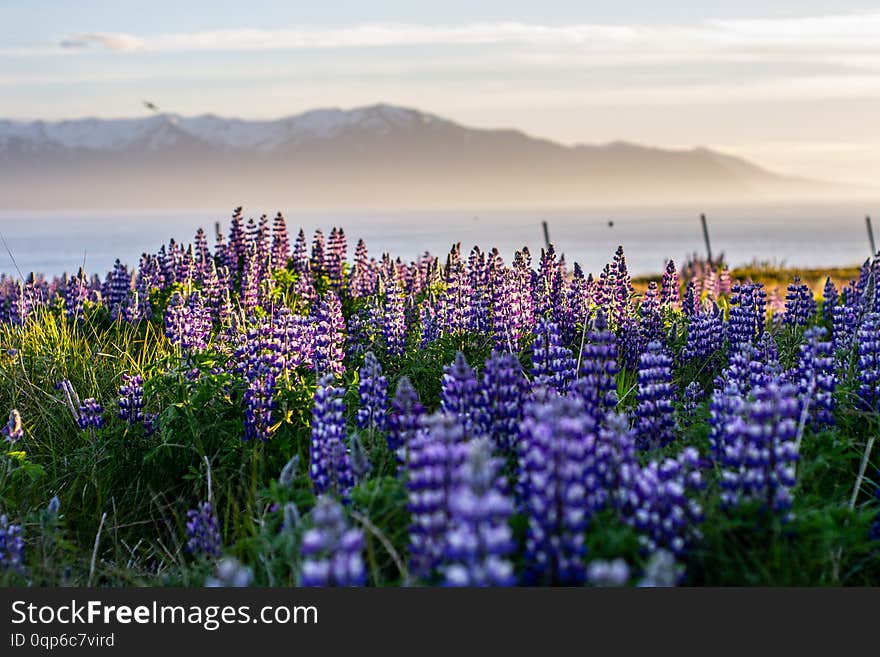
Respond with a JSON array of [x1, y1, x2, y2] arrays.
[[700, 213, 713, 263]]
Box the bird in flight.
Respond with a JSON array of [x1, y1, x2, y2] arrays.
[[143, 100, 160, 113]]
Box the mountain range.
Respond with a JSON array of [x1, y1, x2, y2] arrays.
[[0, 103, 844, 209]]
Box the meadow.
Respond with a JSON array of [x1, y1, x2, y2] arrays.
[[0, 207, 878, 587]]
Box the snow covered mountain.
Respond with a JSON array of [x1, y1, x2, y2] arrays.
[[0, 103, 832, 209], [0, 104, 448, 152]]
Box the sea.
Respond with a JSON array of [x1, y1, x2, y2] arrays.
[[0, 202, 877, 279]]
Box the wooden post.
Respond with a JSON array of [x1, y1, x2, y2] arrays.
[[542, 220, 551, 250], [867, 215, 877, 256], [700, 213, 713, 263]]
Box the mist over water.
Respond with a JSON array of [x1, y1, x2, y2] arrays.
[[0, 202, 876, 278]]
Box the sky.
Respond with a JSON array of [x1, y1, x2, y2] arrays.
[[3, 1, 880, 185]]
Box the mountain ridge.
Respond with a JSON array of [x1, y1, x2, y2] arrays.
[[0, 103, 848, 209]]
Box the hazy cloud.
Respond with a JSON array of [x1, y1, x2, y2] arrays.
[[59, 33, 144, 52], [42, 14, 880, 57]]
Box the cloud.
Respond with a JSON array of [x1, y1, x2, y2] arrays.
[[38, 14, 880, 56], [59, 33, 144, 52]]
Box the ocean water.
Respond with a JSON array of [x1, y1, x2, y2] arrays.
[[0, 203, 877, 279]]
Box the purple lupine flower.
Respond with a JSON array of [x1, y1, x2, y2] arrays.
[[293, 264, 317, 308], [292, 228, 309, 273], [213, 228, 227, 273], [640, 281, 664, 346], [531, 318, 576, 393], [755, 332, 783, 386], [518, 395, 597, 585], [441, 352, 486, 437], [201, 261, 227, 323], [720, 341, 763, 396], [618, 447, 704, 555], [2, 409, 23, 444], [77, 398, 104, 431], [157, 243, 175, 286], [490, 268, 516, 351], [193, 227, 211, 279], [635, 341, 677, 450], [8, 282, 34, 325], [466, 248, 491, 334], [271, 212, 290, 268], [242, 372, 276, 442], [535, 245, 563, 320], [794, 327, 836, 430], [118, 374, 145, 424], [708, 379, 747, 462], [822, 277, 838, 322], [561, 262, 590, 343], [310, 376, 354, 499], [681, 302, 725, 364], [121, 289, 146, 324], [313, 291, 346, 376], [325, 227, 347, 291], [226, 209, 247, 274], [660, 260, 680, 309], [251, 215, 271, 275], [300, 496, 366, 587], [277, 307, 315, 371], [513, 246, 535, 308], [783, 277, 816, 327], [441, 439, 515, 587], [618, 314, 644, 373], [569, 311, 619, 418], [186, 501, 222, 558], [107, 259, 132, 319], [406, 413, 470, 581], [345, 299, 379, 357], [356, 352, 388, 433], [832, 303, 858, 357], [382, 284, 407, 357], [856, 312, 880, 412], [480, 351, 527, 454], [856, 258, 873, 301], [350, 239, 375, 298], [388, 376, 425, 461], [177, 245, 196, 285], [681, 280, 700, 318], [728, 283, 766, 350], [509, 248, 536, 339], [719, 383, 800, 514], [239, 248, 260, 312], [418, 298, 440, 349], [310, 229, 326, 278], [0, 515, 25, 572], [439, 244, 470, 337], [64, 268, 89, 321], [609, 245, 634, 325], [164, 291, 212, 352]]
